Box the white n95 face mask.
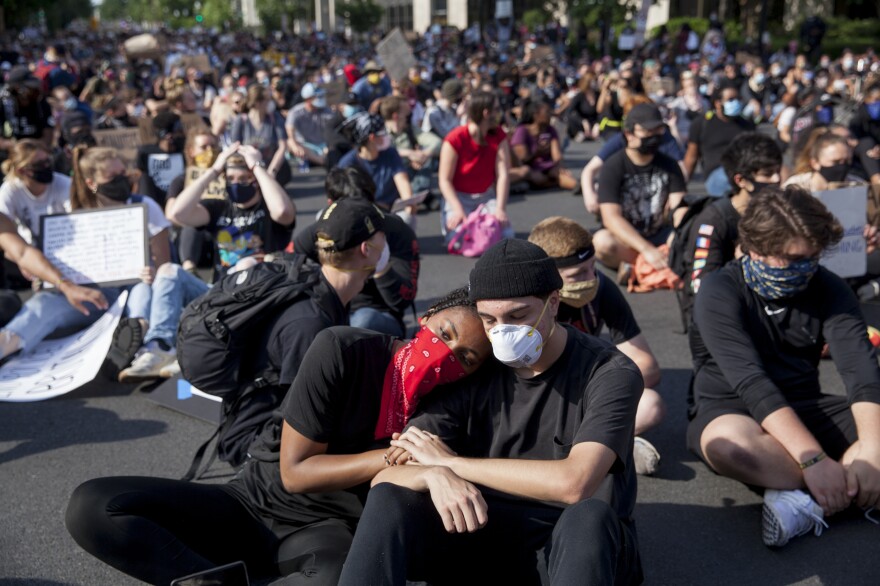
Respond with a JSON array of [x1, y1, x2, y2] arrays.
[[374, 241, 391, 275], [489, 297, 554, 369]]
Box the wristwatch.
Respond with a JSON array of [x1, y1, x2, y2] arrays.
[[251, 160, 266, 170]]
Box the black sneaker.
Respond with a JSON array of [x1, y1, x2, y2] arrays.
[[101, 318, 145, 381]]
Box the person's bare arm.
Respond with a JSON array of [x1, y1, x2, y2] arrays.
[[581, 156, 603, 214], [438, 142, 465, 231], [169, 143, 241, 227], [683, 142, 700, 180], [240, 145, 295, 226], [599, 202, 660, 265], [616, 334, 661, 388], [846, 402, 880, 509], [494, 140, 512, 226]]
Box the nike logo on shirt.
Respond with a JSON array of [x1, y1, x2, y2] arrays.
[[764, 306, 786, 316]]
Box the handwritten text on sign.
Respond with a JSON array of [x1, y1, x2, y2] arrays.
[[0, 292, 126, 402], [816, 185, 867, 279], [41, 205, 148, 287]]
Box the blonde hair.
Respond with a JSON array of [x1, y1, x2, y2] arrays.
[[315, 234, 358, 268], [70, 146, 124, 210], [528, 216, 594, 258], [0, 139, 51, 180]]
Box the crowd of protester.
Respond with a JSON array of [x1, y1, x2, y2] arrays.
[[1, 15, 880, 585]]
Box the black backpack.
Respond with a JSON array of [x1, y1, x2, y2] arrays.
[[176, 254, 322, 479], [667, 194, 714, 332], [177, 254, 320, 398]]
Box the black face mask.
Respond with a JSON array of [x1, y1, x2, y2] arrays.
[[227, 182, 257, 204], [637, 134, 662, 155], [747, 178, 780, 195], [70, 131, 97, 148], [96, 175, 132, 202], [818, 163, 849, 184], [30, 166, 54, 184]]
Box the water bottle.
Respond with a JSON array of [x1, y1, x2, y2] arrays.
[[297, 157, 310, 174]]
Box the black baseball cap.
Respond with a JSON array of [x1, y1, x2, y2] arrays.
[[315, 198, 385, 252], [624, 103, 665, 132]]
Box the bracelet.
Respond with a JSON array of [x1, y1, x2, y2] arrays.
[[799, 451, 827, 470], [250, 160, 266, 170]]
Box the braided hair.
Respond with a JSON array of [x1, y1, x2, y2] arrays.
[[422, 287, 477, 321]]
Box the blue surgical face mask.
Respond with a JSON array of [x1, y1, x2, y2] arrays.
[[723, 98, 743, 117], [698, 84, 708, 96], [64, 97, 77, 111], [753, 73, 766, 85], [741, 255, 819, 300], [816, 106, 833, 125], [313, 97, 327, 109], [866, 101, 880, 121], [342, 104, 359, 118]]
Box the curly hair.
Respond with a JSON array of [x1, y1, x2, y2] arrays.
[[739, 185, 843, 257], [422, 287, 477, 321]]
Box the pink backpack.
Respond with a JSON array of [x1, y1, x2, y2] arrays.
[[447, 204, 503, 257]]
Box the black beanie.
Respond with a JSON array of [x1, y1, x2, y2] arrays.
[[469, 239, 563, 301]]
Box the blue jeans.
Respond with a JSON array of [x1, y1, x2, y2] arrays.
[[144, 264, 210, 348], [441, 187, 516, 244], [5, 282, 151, 351], [350, 307, 405, 337], [704, 166, 731, 197]]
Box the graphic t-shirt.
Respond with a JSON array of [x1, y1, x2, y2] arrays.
[[597, 150, 686, 237], [201, 197, 294, 279]]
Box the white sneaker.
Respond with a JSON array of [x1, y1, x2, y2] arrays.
[[159, 359, 180, 378], [118, 348, 177, 383], [762, 489, 828, 547], [633, 436, 660, 476]]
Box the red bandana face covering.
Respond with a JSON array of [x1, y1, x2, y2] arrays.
[[374, 326, 468, 440]]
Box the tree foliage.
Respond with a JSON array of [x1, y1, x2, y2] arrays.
[[336, 0, 383, 34], [256, 0, 310, 32], [1, 0, 92, 32]]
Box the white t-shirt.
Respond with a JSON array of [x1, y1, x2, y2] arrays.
[[0, 173, 72, 243], [127, 195, 171, 237]]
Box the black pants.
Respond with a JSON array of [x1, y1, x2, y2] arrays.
[[177, 226, 215, 267], [338, 483, 642, 586], [65, 476, 352, 586]]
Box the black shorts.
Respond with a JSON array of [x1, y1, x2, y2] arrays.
[[686, 394, 858, 465]]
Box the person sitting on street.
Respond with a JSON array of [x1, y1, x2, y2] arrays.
[[689, 186, 880, 548]]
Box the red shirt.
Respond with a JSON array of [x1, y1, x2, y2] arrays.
[[445, 125, 507, 194]]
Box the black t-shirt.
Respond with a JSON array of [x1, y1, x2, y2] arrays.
[[0, 91, 53, 139], [569, 92, 597, 121], [201, 197, 294, 280], [234, 327, 396, 527], [692, 261, 880, 423], [408, 326, 642, 520], [687, 113, 755, 175], [557, 272, 640, 344], [597, 150, 686, 237], [294, 212, 419, 322]]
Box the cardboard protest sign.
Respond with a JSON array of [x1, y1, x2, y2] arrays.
[[527, 45, 554, 64], [816, 186, 867, 278], [178, 54, 212, 74], [376, 28, 416, 82], [0, 292, 126, 402], [138, 116, 158, 145], [93, 127, 141, 164], [185, 166, 227, 200], [324, 78, 348, 106], [41, 205, 149, 287], [735, 51, 762, 67], [180, 112, 209, 136], [646, 77, 676, 96]]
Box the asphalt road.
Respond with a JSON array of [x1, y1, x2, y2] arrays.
[[1, 139, 878, 585]]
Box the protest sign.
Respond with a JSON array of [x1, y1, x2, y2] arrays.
[[527, 45, 554, 64], [93, 127, 141, 164], [180, 112, 209, 136], [41, 205, 149, 287], [146, 152, 185, 192], [178, 54, 212, 74], [185, 166, 227, 200], [324, 78, 348, 106], [735, 51, 762, 67], [376, 28, 416, 82], [816, 185, 867, 278], [138, 116, 158, 145], [0, 293, 126, 402]]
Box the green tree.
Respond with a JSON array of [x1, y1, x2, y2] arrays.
[[256, 0, 310, 32], [336, 0, 383, 34], [1, 0, 92, 33], [201, 0, 237, 29]]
